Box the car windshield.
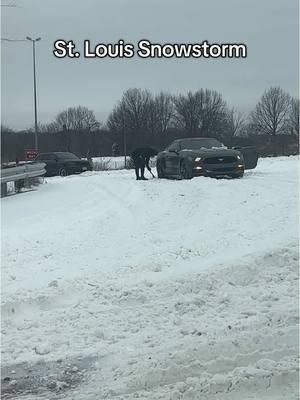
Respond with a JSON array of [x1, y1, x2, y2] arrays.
[[179, 138, 224, 150], [56, 152, 80, 160]]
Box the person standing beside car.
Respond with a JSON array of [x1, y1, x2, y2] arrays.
[[131, 148, 157, 180]]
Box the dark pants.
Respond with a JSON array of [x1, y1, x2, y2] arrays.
[[132, 157, 146, 180]]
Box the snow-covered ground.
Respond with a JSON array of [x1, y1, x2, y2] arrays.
[[1, 156, 299, 399]]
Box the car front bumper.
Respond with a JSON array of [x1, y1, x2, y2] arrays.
[[193, 162, 244, 178]]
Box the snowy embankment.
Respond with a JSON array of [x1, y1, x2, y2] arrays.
[[1, 156, 299, 399], [91, 156, 156, 170], [92, 156, 127, 170]]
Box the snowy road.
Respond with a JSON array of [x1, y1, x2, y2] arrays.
[[1, 156, 299, 399]]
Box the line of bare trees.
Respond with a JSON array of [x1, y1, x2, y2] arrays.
[[1, 86, 299, 162], [107, 88, 241, 143], [107, 86, 299, 140]]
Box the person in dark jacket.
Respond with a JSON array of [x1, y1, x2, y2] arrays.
[[131, 148, 158, 180]]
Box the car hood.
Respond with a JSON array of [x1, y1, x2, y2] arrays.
[[180, 148, 241, 158]]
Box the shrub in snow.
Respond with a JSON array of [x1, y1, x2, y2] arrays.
[[93, 158, 112, 171]]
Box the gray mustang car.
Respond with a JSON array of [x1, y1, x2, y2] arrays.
[[156, 138, 258, 179]]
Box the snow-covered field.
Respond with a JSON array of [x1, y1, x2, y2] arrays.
[[1, 156, 299, 399], [91, 156, 156, 170]]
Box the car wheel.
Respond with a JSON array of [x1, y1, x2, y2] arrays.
[[59, 168, 68, 177], [157, 161, 165, 178], [180, 161, 192, 180]]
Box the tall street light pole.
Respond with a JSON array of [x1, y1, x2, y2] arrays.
[[26, 36, 41, 151]]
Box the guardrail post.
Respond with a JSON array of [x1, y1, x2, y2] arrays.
[[1, 183, 8, 198]]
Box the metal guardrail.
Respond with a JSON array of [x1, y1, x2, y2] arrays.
[[1, 162, 46, 197]]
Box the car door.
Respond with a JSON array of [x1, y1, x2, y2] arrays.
[[165, 142, 181, 175], [234, 146, 258, 170]]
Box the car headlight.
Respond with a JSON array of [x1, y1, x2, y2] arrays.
[[236, 155, 242, 160], [195, 157, 202, 162]]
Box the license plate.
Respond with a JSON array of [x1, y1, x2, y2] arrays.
[[82, 167, 87, 171]]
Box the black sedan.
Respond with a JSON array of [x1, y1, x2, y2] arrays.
[[35, 152, 92, 177], [156, 138, 258, 179]]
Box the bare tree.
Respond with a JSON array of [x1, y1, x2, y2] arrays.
[[107, 88, 154, 140], [54, 105, 99, 132], [173, 91, 203, 134], [201, 90, 228, 138], [35, 122, 59, 134], [39, 106, 99, 152], [148, 92, 174, 135], [173, 89, 229, 138], [289, 97, 299, 136], [250, 87, 291, 136], [224, 108, 247, 140], [107, 104, 125, 133]]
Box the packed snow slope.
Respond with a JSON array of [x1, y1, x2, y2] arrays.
[[1, 156, 299, 399]]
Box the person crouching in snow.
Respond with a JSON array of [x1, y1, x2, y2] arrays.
[[131, 148, 158, 180]]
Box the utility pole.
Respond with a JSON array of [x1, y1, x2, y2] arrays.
[[26, 36, 41, 151], [121, 108, 127, 168], [124, 126, 127, 168]]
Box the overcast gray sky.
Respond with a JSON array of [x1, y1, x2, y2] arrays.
[[1, 0, 299, 130]]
